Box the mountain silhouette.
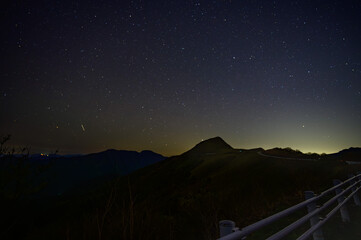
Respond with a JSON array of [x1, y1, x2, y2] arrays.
[[330, 147, 361, 162], [35, 149, 165, 196], [184, 136, 235, 155]]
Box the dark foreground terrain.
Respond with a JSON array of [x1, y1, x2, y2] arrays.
[[1, 137, 361, 240]]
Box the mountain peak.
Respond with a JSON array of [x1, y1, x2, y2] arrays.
[[202, 136, 228, 145], [185, 137, 234, 155]]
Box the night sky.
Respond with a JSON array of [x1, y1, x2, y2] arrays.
[[1, 0, 360, 156]]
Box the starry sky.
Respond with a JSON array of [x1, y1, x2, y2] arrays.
[[1, 0, 361, 156]]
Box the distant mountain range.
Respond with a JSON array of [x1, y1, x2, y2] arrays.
[[28, 138, 361, 196], [9, 149, 166, 196], [328, 147, 361, 163], [183, 136, 361, 162], [262, 146, 361, 162], [2, 137, 360, 198]]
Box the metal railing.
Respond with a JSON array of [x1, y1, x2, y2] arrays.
[[218, 172, 361, 240]]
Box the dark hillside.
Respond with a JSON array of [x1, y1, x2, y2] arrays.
[[34, 149, 165, 196], [329, 147, 361, 162]]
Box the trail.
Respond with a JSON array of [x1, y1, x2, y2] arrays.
[[257, 151, 318, 161]]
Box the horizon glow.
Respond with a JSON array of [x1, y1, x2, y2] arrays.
[[1, 0, 360, 156]]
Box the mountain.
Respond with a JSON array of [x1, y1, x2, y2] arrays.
[[330, 147, 361, 162], [184, 136, 236, 156], [33, 149, 166, 196], [97, 138, 361, 239]]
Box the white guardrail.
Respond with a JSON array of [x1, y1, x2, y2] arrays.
[[218, 172, 361, 240]]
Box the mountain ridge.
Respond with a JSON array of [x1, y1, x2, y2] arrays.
[[27, 149, 166, 196]]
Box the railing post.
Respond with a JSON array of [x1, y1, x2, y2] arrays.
[[348, 174, 361, 206], [219, 220, 236, 237], [304, 191, 324, 240], [333, 179, 351, 222]]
